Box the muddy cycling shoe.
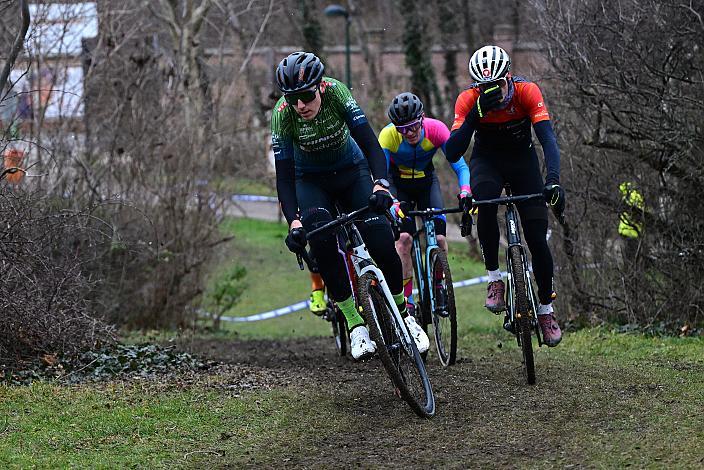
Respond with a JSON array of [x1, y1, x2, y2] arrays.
[[350, 325, 377, 360], [485, 280, 506, 313], [538, 313, 562, 347], [309, 289, 326, 316], [404, 315, 430, 354]]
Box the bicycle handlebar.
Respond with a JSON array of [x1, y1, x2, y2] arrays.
[[293, 206, 372, 270], [463, 192, 565, 226], [296, 249, 313, 271], [305, 206, 370, 240], [406, 207, 464, 218], [472, 193, 544, 206]]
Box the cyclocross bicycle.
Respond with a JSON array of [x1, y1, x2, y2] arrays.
[[294, 206, 435, 417], [404, 206, 463, 367], [462, 185, 546, 385]]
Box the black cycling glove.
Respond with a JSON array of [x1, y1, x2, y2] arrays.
[[543, 184, 566, 215], [368, 190, 394, 214], [458, 192, 474, 212], [475, 86, 503, 117], [285, 227, 307, 253]]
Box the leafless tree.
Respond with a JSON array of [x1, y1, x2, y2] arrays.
[[0, 0, 29, 96], [533, 0, 704, 329]]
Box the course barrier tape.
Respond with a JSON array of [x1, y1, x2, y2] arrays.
[[210, 271, 508, 323], [232, 194, 278, 203]]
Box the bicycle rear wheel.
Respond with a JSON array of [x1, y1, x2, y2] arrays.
[[357, 271, 435, 418], [329, 302, 348, 357], [429, 249, 457, 366], [508, 245, 536, 385]]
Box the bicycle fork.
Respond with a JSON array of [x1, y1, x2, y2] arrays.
[[347, 225, 415, 352]]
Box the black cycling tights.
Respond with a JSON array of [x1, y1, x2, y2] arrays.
[[477, 207, 554, 305], [308, 217, 402, 302], [297, 164, 403, 302]]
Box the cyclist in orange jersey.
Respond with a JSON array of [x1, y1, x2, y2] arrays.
[[445, 45, 565, 346]]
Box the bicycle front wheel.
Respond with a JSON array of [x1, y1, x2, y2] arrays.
[[357, 271, 435, 418], [508, 245, 536, 385], [429, 248, 457, 366]]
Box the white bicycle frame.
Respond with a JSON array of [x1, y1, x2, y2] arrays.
[[344, 224, 416, 350]]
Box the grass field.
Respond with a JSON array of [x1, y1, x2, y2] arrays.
[[1, 218, 702, 468]]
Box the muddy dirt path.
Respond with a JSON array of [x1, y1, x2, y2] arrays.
[[175, 335, 702, 468]]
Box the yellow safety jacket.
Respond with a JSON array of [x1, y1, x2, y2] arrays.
[[618, 182, 644, 239]]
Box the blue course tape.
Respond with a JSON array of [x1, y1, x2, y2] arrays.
[[212, 272, 508, 323], [232, 194, 278, 203]]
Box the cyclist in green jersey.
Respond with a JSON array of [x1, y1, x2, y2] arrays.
[[271, 51, 430, 360]]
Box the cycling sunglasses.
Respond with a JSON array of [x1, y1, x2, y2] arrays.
[[395, 118, 423, 135], [284, 86, 318, 106], [478, 77, 507, 93]]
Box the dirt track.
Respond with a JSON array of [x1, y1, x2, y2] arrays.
[[175, 334, 703, 468]]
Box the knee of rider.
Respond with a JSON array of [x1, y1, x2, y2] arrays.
[[396, 232, 413, 253], [301, 207, 334, 238], [434, 217, 447, 237], [437, 234, 447, 248], [522, 218, 549, 246], [301, 208, 337, 255]]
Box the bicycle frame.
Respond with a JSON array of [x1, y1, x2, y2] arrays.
[[305, 209, 415, 351], [411, 217, 435, 320], [408, 207, 463, 325], [343, 222, 415, 350], [477, 193, 542, 344]]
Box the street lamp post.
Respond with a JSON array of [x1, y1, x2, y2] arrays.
[[323, 4, 351, 88]]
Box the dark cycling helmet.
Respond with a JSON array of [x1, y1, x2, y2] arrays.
[[275, 51, 325, 93], [387, 92, 424, 125]]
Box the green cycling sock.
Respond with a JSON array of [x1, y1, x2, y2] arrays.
[[337, 296, 365, 330], [392, 292, 408, 317]]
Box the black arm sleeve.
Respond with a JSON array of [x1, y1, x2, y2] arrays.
[[445, 107, 479, 163], [533, 120, 561, 185], [275, 158, 299, 225], [350, 122, 388, 181]]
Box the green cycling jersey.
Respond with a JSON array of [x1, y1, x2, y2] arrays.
[[271, 77, 368, 175]]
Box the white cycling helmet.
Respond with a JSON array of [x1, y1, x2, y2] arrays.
[[468, 45, 511, 83]]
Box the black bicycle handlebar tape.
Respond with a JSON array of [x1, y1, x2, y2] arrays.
[[473, 193, 544, 205], [350, 121, 388, 181], [460, 210, 473, 237], [406, 207, 464, 217], [296, 248, 313, 271], [306, 206, 370, 239]]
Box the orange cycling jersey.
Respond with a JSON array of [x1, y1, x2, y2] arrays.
[[452, 77, 550, 132]]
